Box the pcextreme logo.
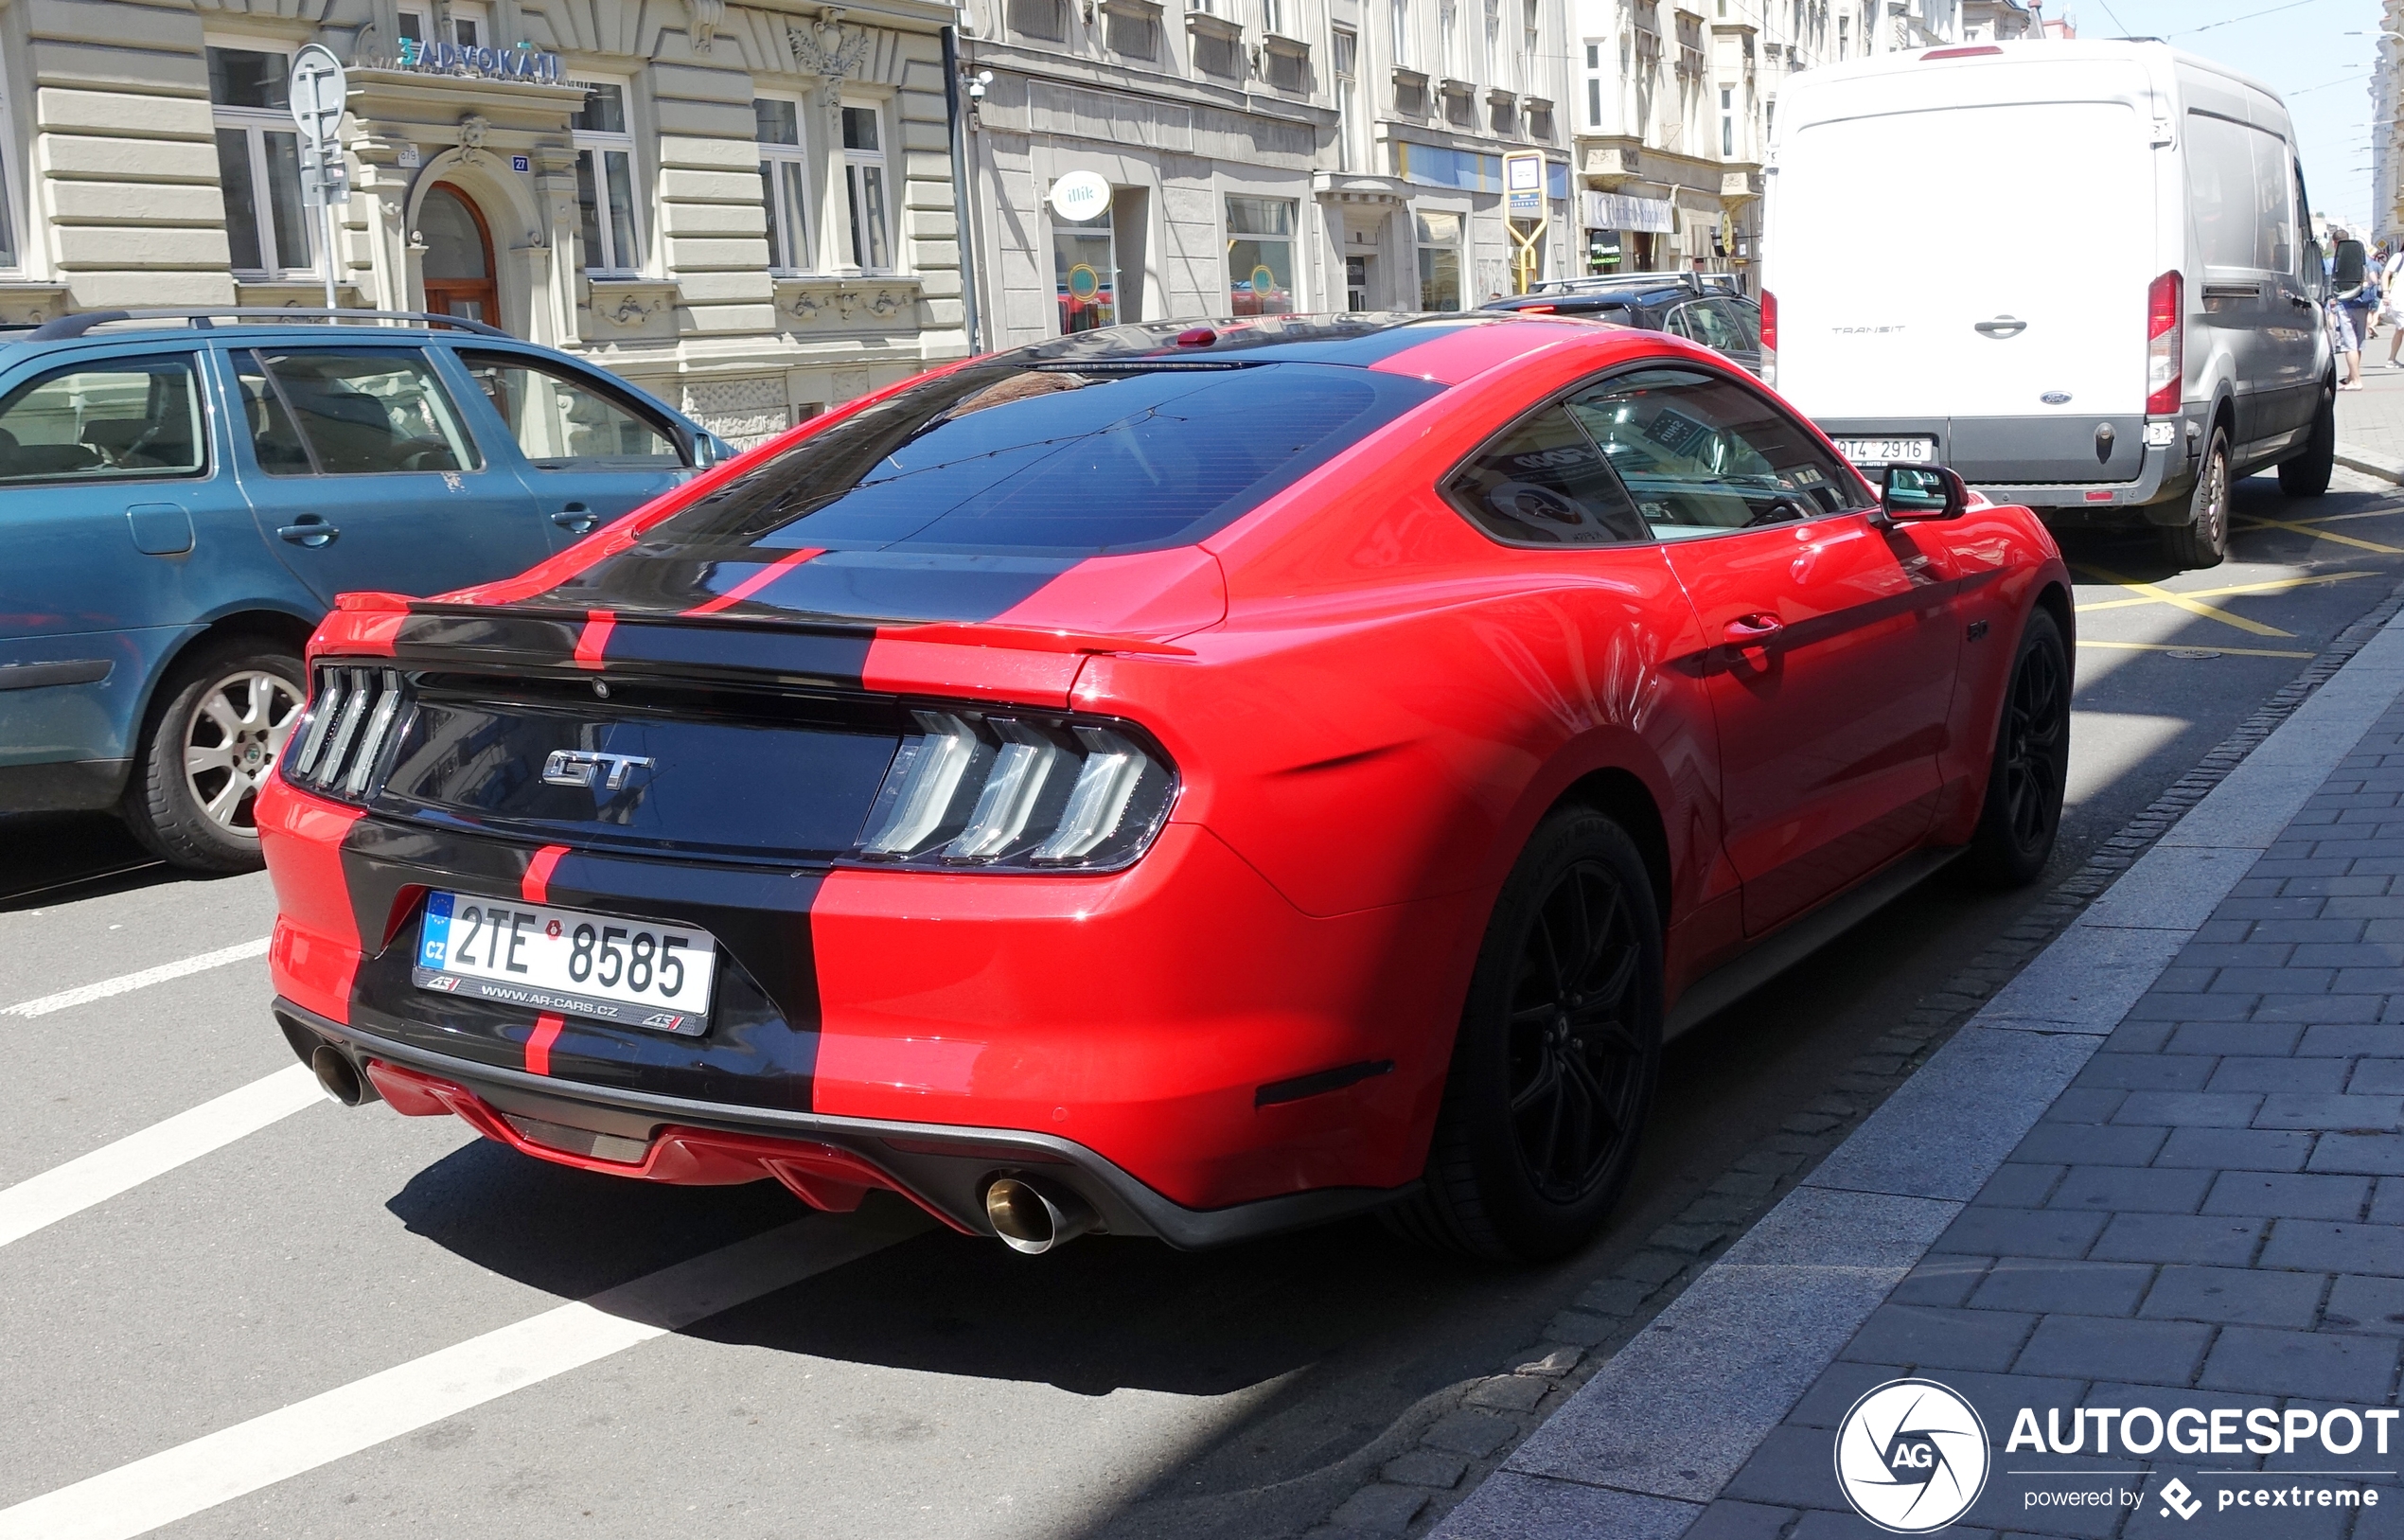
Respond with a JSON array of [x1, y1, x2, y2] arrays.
[[1833, 1378, 1991, 1533]]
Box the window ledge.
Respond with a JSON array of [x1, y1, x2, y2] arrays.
[[1391, 64, 1428, 87], [1101, 0, 1162, 19], [775, 274, 922, 326], [1438, 77, 1476, 99], [0, 280, 76, 326], [1186, 11, 1244, 42], [1261, 31, 1308, 57]]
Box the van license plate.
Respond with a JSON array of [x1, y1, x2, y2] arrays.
[[413, 891, 716, 1036], [1834, 436, 1937, 465]]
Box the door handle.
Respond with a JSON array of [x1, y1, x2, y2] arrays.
[[1973, 317, 2028, 338], [551, 503, 598, 535], [2290, 293, 2319, 310], [277, 515, 338, 547], [1724, 614, 1785, 643]]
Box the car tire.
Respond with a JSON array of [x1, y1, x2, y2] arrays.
[[1386, 806, 1664, 1263], [2276, 382, 2336, 498], [1963, 609, 2071, 889], [123, 640, 307, 875], [2159, 426, 2230, 570]]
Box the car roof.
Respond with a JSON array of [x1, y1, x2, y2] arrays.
[[0, 308, 509, 357]]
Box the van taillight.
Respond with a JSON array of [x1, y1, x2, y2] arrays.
[[2147, 271, 2182, 416], [1760, 290, 1777, 386]]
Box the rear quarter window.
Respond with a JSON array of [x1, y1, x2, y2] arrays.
[[647, 360, 1443, 557]]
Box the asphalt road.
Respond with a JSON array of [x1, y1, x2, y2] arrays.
[[6, 466, 2404, 1540]]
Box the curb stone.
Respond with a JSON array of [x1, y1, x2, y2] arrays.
[[1296, 572, 2404, 1540], [2335, 440, 2404, 486]]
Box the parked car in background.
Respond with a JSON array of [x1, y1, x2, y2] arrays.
[[1763, 39, 2334, 568], [0, 309, 728, 873], [1481, 275, 1765, 375]]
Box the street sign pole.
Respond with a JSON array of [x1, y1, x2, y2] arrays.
[[288, 44, 350, 310], [1502, 150, 1548, 295]]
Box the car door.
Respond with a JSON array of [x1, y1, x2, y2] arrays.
[[447, 348, 695, 541], [1564, 364, 1963, 937], [228, 344, 553, 604]]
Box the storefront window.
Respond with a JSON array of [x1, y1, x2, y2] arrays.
[[755, 98, 812, 274], [1054, 203, 1116, 334], [841, 104, 891, 272], [208, 45, 313, 277], [1226, 196, 1296, 315], [1416, 210, 1461, 311], [572, 82, 642, 274]]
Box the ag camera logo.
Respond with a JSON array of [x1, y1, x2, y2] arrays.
[[1834, 1378, 1991, 1532]]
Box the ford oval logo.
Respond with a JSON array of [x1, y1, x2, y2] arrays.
[[2040, 391, 2073, 405]]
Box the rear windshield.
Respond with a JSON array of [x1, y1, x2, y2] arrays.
[[647, 360, 1442, 557]]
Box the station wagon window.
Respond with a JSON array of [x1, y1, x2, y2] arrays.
[[236, 349, 480, 476], [0, 357, 206, 484], [1445, 403, 1649, 546], [209, 45, 315, 278], [573, 82, 643, 274], [1564, 367, 1865, 538], [459, 351, 684, 468]]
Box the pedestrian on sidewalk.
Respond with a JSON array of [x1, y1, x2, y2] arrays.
[[2330, 226, 2370, 390], [2378, 242, 2404, 366]]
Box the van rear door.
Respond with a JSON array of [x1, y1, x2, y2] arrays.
[[1772, 87, 2157, 482]]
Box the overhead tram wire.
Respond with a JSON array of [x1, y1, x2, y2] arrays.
[[2170, 0, 2339, 37]]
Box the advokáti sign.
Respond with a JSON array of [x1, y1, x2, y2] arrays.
[[396, 38, 566, 83]]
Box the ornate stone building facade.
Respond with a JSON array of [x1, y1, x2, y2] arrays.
[[954, 0, 1577, 344], [0, 0, 968, 440]]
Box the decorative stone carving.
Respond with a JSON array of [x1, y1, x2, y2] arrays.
[[456, 114, 490, 165], [787, 8, 874, 128], [682, 377, 787, 446], [687, 0, 724, 51], [605, 290, 663, 326], [787, 288, 834, 323]]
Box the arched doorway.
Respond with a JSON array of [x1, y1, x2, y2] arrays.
[[419, 183, 498, 326]]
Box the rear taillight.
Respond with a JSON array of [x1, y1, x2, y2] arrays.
[[2147, 270, 2183, 416], [1759, 290, 1777, 386], [856, 709, 1177, 872], [286, 663, 406, 802]]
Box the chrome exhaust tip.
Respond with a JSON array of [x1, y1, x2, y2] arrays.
[[983, 1176, 1094, 1255], [309, 1043, 376, 1107]]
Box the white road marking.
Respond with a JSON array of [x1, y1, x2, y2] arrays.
[[0, 1212, 924, 1540], [0, 1066, 326, 1250], [0, 937, 271, 1019]]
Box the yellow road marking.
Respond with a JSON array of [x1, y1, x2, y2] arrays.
[[2235, 514, 2404, 554], [2077, 640, 2315, 660], [2075, 569, 2377, 613], [2240, 504, 2404, 528], [2072, 564, 2295, 638]]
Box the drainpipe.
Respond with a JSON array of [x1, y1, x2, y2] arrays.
[[943, 22, 983, 355]]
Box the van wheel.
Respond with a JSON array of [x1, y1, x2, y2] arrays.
[[2159, 426, 2230, 570], [1964, 609, 2070, 888], [123, 640, 306, 874], [1384, 807, 1663, 1263], [2277, 382, 2336, 498]]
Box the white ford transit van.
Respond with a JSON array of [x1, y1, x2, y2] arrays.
[[1761, 40, 2333, 568]]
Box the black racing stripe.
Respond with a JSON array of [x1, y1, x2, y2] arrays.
[[390, 611, 585, 669], [1229, 317, 1492, 368], [334, 816, 825, 1113], [707, 550, 1077, 624], [603, 617, 875, 690]]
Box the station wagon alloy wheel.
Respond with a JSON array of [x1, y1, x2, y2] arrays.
[[184, 669, 303, 834]]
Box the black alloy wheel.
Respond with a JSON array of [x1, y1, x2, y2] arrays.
[[1504, 860, 1651, 1204], [1387, 807, 1663, 1262], [1966, 609, 2070, 888]]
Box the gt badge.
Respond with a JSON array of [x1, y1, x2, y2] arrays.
[[542, 750, 655, 790]]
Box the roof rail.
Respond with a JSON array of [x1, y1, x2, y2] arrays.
[[21, 308, 511, 343]]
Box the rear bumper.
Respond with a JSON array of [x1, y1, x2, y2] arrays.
[[1814, 413, 2197, 519], [275, 997, 1412, 1248]]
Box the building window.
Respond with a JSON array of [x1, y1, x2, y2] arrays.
[[1390, 0, 1409, 66], [1482, 0, 1499, 80], [1226, 195, 1296, 314], [397, 7, 430, 43], [1837, 14, 1847, 56], [1521, 0, 1539, 90], [1721, 87, 1733, 157], [572, 82, 642, 274], [1263, 0, 1282, 35], [1334, 28, 1362, 171], [209, 45, 315, 278], [1439, 0, 1458, 78], [755, 98, 810, 274], [448, 1, 489, 45], [1416, 210, 1461, 310], [842, 103, 892, 273], [0, 54, 20, 271], [1583, 41, 1603, 127]]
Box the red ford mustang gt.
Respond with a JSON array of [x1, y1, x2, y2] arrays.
[[258, 314, 2071, 1262]]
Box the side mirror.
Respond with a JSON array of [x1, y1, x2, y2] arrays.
[[2304, 241, 2328, 302], [690, 433, 725, 470], [1880, 463, 1969, 521]]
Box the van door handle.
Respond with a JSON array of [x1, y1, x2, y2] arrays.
[[551, 503, 598, 534], [277, 515, 338, 547], [1973, 317, 2028, 338], [2290, 293, 2318, 310]]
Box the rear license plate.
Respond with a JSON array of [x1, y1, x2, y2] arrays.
[[413, 891, 717, 1036], [1833, 436, 1937, 465]]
